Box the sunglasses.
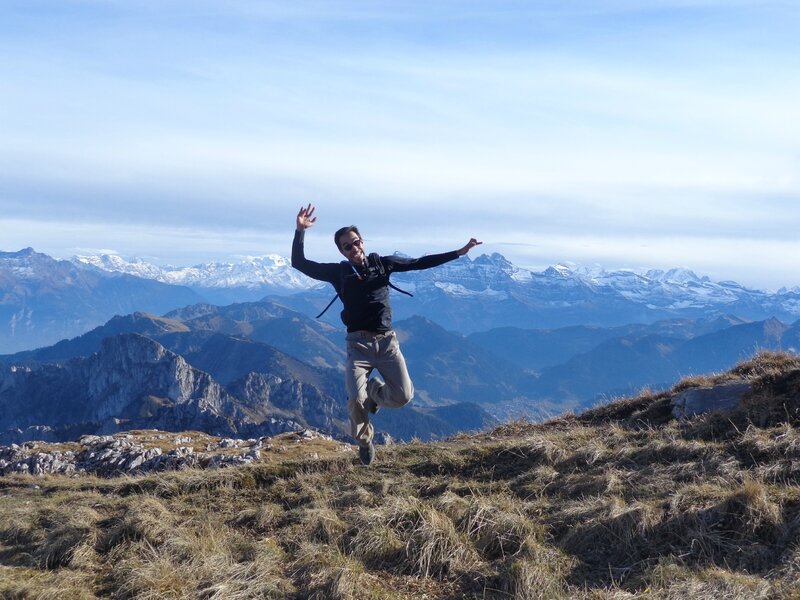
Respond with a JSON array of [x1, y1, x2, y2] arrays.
[[342, 239, 363, 252]]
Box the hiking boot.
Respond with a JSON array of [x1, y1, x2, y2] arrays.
[[358, 441, 376, 466], [364, 397, 379, 414]]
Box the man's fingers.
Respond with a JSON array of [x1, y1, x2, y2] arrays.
[[299, 203, 316, 218]]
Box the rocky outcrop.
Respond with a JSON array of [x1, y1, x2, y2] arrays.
[[85, 334, 239, 422], [0, 429, 344, 477]]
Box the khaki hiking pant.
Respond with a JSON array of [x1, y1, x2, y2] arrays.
[[345, 330, 414, 446]]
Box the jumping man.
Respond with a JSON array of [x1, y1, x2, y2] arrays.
[[291, 204, 481, 465]]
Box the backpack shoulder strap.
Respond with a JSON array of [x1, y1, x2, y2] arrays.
[[315, 294, 339, 319], [368, 252, 384, 275], [315, 261, 350, 319], [370, 254, 413, 297]]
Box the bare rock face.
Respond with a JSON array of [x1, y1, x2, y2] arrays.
[[229, 371, 346, 434], [86, 334, 234, 419], [76, 334, 248, 438], [671, 381, 752, 420], [0, 333, 312, 444]]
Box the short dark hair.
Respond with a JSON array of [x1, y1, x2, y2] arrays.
[[334, 225, 361, 250]]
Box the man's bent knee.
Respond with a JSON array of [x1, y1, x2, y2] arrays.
[[385, 383, 414, 408]]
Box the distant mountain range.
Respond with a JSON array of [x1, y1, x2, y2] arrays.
[[3, 246, 800, 354], [73, 248, 800, 332], [0, 248, 203, 353], [73, 252, 311, 291]]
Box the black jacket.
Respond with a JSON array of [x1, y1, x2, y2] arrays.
[[292, 230, 459, 332]]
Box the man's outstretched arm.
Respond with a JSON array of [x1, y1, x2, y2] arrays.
[[388, 237, 483, 273]]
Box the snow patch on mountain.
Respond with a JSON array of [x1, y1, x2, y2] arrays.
[[76, 254, 165, 280], [73, 254, 320, 291], [433, 282, 509, 299]]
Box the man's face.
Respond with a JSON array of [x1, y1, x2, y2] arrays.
[[338, 231, 365, 264]]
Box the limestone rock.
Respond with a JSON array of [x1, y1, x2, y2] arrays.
[[671, 381, 751, 420]]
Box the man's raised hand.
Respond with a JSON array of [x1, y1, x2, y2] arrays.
[[296, 203, 317, 231]]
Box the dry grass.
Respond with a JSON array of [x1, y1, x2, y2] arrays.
[[2, 351, 800, 598], [498, 539, 577, 600]]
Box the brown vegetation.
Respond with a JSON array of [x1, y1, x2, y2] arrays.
[[1, 351, 800, 599]]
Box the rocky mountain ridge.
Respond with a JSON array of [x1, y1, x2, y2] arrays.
[[0, 333, 308, 445], [0, 307, 500, 445]]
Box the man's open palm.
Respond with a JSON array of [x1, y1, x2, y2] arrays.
[[296, 203, 317, 230]]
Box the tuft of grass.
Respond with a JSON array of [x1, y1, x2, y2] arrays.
[[109, 519, 291, 599], [741, 369, 800, 428], [330, 484, 376, 509], [557, 495, 663, 577], [730, 351, 800, 382], [499, 539, 577, 600], [642, 558, 772, 599], [0, 565, 98, 599], [578, 388, 674, 428], [450, 493, 543, 560], [291, 542, 380, 600], [34, 505, 102, 569], [383, 496, 481, 579], [97, 495, 173, 552], [230, 502, 283, 534], [346, 519, 406, 570], [293, 506, 348, 545]]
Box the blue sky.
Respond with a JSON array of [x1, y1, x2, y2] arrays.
[[1, 1, 799, 290]]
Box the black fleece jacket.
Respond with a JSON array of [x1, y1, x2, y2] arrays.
[[292, 229, 459, 332]]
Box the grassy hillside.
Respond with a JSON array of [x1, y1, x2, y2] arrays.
[[2, 352, 800, 599]]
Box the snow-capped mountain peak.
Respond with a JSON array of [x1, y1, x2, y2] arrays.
[[5, 246, 800, 348], [552, 264, 574, 277], [645, 268, 708, 285], [71, 253, 315, 291], [74, 254, 166, 279]]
